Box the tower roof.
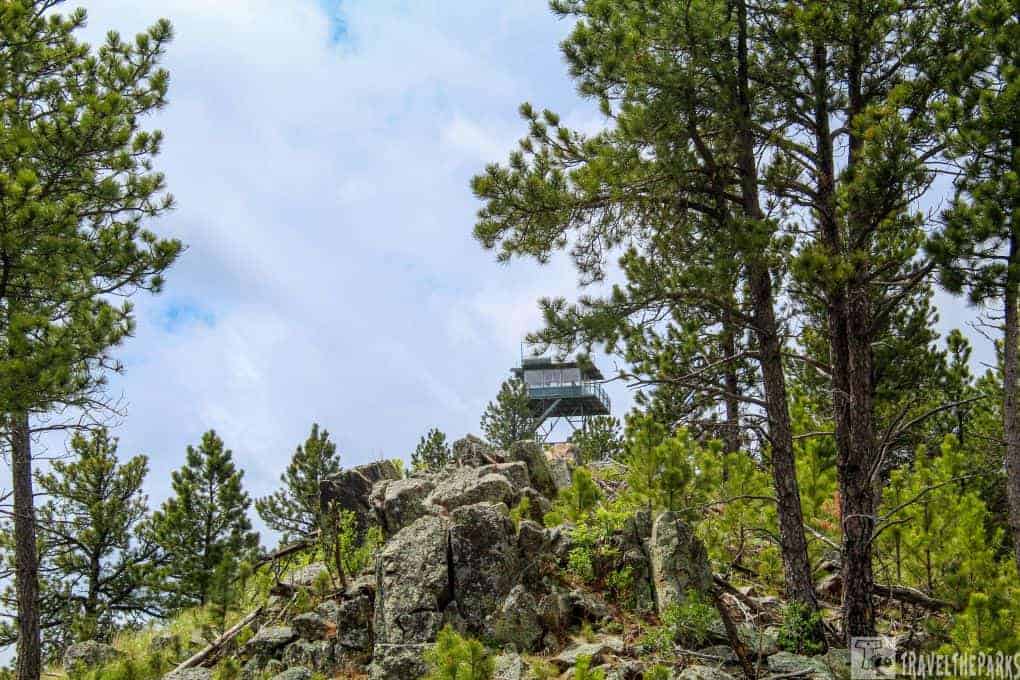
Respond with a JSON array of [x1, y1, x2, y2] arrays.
[[512, 356, 605, 381]]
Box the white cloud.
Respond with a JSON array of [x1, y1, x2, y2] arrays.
[[44, 0, 633, 540], [440, 115, 515, 164]]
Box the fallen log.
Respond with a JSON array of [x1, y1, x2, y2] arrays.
[[711, 586, 757, 680], [713, 574, 767, 617], [874, 583, 956, 612], [171, 606, 263, 672], [814, 573, 956, 612]]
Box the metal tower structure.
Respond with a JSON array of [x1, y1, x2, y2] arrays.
[[513, 356, 611, 442]]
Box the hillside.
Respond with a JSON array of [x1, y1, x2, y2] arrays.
[[56, 436, 932, 680]]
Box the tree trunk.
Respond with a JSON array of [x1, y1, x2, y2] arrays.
[[11, 413, 41, 680], [1003, 232, 1020, 572], [839, 33, 879, 639], [733, 0, 821, 625], [721, 310, 742, 461], [750, 268, 823, 618], [839, 285, 878, 638], [810, 37, 877, 642]]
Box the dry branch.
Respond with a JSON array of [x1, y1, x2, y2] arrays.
[[171, 606, 263, 672]]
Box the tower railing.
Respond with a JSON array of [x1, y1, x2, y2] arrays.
[[526, 382, 611, 412]]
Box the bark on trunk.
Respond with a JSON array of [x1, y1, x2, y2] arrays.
[[810, 37, 877, 641], [732, 0, 821, 625], [1003, 233, 1020, 572], [750, 268, 822, 618], [11, 413, 41, 680], [722, 311, 742, 460], [840, 285, 878, 638]]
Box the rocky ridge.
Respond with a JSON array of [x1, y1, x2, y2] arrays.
[[65, 438, 852, 680]]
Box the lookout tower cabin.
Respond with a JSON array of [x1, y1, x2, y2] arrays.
[[513, 356, 611, 441]]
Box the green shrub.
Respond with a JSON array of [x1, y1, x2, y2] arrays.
[[312, 567, 333, 600], [291, 587, 315, 615], [78, 653, 170, 680], [569, 416, 622, 464], [524, 657, 558, 679], [606, 566, 634, 605], [510, 495, 532, 529], [559, 505, 629, 585], [213, 658, 241, 680], [661, 590, 719, 648], [777, 601, 825, 655], [423, 625, 494, 680], [645, 665, 671, 680], [319, 508, 384, 584], [943, 577, 1020, 655], [341, 516, 384, 576], [572, 655, 606, 680], [567, 545, 596, 582], [544, 468, 601, 526]]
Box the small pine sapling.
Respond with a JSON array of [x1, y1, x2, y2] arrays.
[[422, 625, 494, 680]]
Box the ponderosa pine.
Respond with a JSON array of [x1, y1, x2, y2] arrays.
[[926, 0, 1020, 572], [0, 3, 179, 675], [471, 0, 823, 635], [480, 378, 533, 449], [256, 424, 342, 543], [147, 431, 259, 609]]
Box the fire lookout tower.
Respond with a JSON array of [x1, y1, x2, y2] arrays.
[[513, 356, 611, 442]]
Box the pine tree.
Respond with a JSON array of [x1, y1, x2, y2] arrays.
[[256, 424, 341, 543], [0, 3, 180, 674], [147, 431, 260, 610], [470, 0, 823, 628], [32, 430, 159, 643], [569, 416, 622, 464], [762, 0, 968, 638], [411, 428, 451, 473], [925, 0, 1020, 572], [205, 556, 240, 639], [480, 378, 533, 450], [623, 415, 714, 518]]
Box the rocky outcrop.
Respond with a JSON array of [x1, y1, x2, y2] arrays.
[[64, 641, 122, 671], [374, 515, 452, 648], [428, 465, 518, 511], [177, 449, 746, 680], [490, 584, 544, 651], [493, 651, 528, 680], [449, 502, 520, 635], [164, 669, 214, 680], [649, 511, 712, 613], [269, 667, 311, 680], [281, 641, 332, 674], [244, 626, 297, 657], [509, 441, 558, 497], [375, 461, 531, 536], [331, 582, 375, 660], [677, 666, 737, 680], [551, 636, 624, 669], [452, 434, 501, 466], [377, 476, 434, 535], [320, 461, 402, 537], [290, 612, 328, 641], [279, 563, 329, 591], [767, 651, 837, 679], [369, 643, 429, 680]]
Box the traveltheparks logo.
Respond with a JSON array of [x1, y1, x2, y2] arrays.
[[851, 637, 898, 678], [851, 637, 1020, 679]]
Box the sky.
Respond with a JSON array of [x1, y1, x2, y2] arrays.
[[47, 0, 628, 529], [28, 0, 993, 541]]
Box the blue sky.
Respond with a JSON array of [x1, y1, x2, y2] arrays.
[[53, 0, 625, 527]]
